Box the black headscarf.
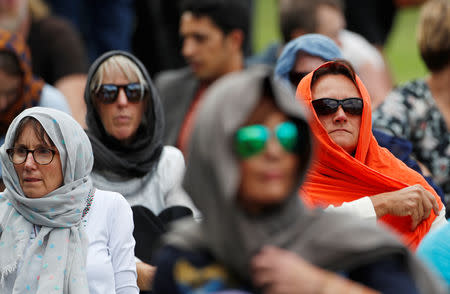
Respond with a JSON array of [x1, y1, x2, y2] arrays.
[[84, 50, 164, 178]]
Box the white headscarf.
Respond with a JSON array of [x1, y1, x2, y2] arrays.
[[0, 107, 93, 294]]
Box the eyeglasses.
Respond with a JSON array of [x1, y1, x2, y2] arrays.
[[234, 121, 299, 159], [93, 83, 147, 104], [288, 71, 309, 88], [312, 98, 363, 116], [6, 147, 57, 165]]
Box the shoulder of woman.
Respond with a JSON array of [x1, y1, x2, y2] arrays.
[[39, 84, 72, 114], [157, 146, 185, 173], [93, 189, 131, 212]]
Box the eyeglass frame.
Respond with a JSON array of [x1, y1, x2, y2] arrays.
[[6, 147, 57, 165]]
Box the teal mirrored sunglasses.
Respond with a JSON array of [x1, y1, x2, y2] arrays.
[[234, 121, 299, 159]]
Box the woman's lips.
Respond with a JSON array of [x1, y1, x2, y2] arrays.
[[24, 177, 41, 182], [262, 171, 284, 181], [330, 128, 351, 134], [114, 116, 131, 124]]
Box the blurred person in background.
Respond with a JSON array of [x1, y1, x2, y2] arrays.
[[152, 65, 445, 294], [155, 0, 249, 155], [373, 0, 450, 216], [0, 0, 89, 128], [0, 29, 70, 191], [132, 0, 254, 78], [249, 0, 392, 109], [45, 0, 134, 63], [417, 221, 450, 291]]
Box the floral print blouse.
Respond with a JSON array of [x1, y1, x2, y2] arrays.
[[373, 79, 450, 204]]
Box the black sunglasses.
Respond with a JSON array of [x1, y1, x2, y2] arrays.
[[288, 71, 309, 87], [312, 98, 363, 116], [93, 83, 147, 104]]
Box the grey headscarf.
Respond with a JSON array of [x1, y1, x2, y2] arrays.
[[84, 50, 164, 178], [0, 107, 93, 293], [164, 66, 446, 293]]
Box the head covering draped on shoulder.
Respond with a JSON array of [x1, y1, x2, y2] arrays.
[[84, 50, 164, 178], [0, 29, 44, 135], [296, 61, 443, 250], [163, 66, 444, 294], [274, 34, 342, 82], [0, 107, 93, 293]]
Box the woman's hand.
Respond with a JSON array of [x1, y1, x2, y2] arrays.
[[370, 184, 440, 230], [250, 246, 380, 294], [136, 262, 156, 291], [251, 246, 326, 294]]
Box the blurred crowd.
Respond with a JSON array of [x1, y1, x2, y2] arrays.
[[0, 0, 449, 293]]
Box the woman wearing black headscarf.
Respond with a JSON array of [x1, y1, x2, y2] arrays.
[[84, 50, 198, 291]]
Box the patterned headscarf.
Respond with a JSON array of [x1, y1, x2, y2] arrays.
[[0, 29, 44, 136], [0, 107, 93, 293]]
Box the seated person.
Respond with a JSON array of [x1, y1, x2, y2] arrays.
[[274, 33, 445, 209], [417, 221, 450, 290], [0, 28, 70, 190], [296, 60, 446, 250], [373, 0, 450, 211], [0, 107, 137, 293], [152, 66, 445, 294], [84, 50, 199, 291]]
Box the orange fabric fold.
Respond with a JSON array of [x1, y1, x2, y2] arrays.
[[296, 62, 442, 250]]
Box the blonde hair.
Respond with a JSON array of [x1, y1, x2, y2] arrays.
[[90, 55, 148, 99], [417, 0, 450, 72], [29, 0, 50, 21]]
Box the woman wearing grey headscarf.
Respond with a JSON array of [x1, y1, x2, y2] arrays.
[[0, 107, 138, 294], [152, 66, 445, 294]]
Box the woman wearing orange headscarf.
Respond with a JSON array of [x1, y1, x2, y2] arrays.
[[296, 61, 446, 250]]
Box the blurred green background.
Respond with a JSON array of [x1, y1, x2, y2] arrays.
[[252, 0, 428, 85]]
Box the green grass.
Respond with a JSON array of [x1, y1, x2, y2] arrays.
[[384, 7, 428, 84], [252, 0, 428, 84]]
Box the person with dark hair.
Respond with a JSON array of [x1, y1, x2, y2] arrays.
[[373, 0, 450, 213], [296, 61, 446, 250], [0, 28, 70, 191], [155, 0, 250, 155], [151, 66, 446, 294], [0, 0, 89, 128], [249, 0, 392, 109], [274, 34, 445, 210]]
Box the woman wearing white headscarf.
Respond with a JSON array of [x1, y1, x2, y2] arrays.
[[0, 107, 138, 293]]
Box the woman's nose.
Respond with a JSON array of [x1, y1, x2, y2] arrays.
[[116, 89, 128, 106], [332, 106, 348, 123], [23, 152, 37, 170], [264, 137, 284, 159]]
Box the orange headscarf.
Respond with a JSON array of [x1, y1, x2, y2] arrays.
[[0, 29, 44, 135], [296, 61, 442, 250]]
